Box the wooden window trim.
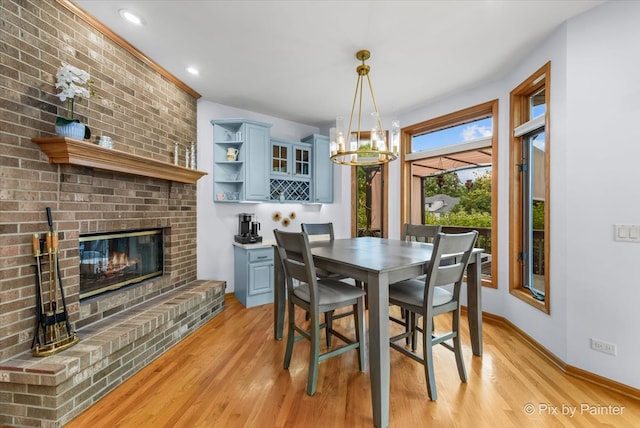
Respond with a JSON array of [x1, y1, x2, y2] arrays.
[[400, 100, 499, 288], [509, 61, 551, 314]]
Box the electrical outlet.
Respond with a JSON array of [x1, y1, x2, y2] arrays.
[[591, 338, 617, 356]]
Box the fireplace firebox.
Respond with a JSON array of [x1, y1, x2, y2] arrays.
[[79, 229, 164, 299]]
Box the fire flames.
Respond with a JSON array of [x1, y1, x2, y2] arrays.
[[103, 251, 137, 276]]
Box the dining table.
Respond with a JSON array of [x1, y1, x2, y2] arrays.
[[273, 237, 484, 428]]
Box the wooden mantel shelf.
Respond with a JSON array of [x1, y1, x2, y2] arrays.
[[31, 137, 207, 184]]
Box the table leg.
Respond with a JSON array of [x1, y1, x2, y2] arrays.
[[368, 272, 389, 428], [466, 252, 483, 356], [273, 247, 285, 340]]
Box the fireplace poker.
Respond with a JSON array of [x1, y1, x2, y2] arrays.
[[45, 231, 56, 342], [31, 233, 46, 349], [46, 207, 73, 338]]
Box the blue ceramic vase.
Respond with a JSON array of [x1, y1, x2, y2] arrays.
[[55, 119, 86, 140]]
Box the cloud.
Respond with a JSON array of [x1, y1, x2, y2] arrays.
[[462, 124, 492, 141]]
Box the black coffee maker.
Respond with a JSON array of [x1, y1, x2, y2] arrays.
[[234, 213, 262, 244]]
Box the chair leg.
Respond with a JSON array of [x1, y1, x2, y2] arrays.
[[356, 281, 369, 310], [423, 314, 437, 401], [410, 312, 418, 350], [405, 311, 420, 352], [283, 301, 296, 369], [404, 309, 411, 346], [452, 309, 467, 382], [307, 311, 321, 395], [354, 299, 366, 371], [325, 310, 334, 346]]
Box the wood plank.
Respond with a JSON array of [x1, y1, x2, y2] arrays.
[[65, 295, 640, 427], [31, 137, 207, 184]]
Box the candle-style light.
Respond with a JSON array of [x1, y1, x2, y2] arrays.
[[330, 50, 400, 166]]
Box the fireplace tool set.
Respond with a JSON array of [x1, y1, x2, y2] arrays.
[[31, 207, 79, 356]]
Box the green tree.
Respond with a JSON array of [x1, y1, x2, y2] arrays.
[[454, 172, 492, 215], [423, 172, 465, 198], [424, 170, 492, 227]]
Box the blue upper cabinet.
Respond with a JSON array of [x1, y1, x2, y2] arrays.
[[302, 134, 333, 203], [211, 120, 332, 204], [211, 119, 271, 202], [269, 138, 312, 202], [244, 121, 271, 201]]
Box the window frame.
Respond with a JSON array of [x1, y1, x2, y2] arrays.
[[351, 131, 389, 238], [400, 99, 499, 288], [509, 61, 551, 313]]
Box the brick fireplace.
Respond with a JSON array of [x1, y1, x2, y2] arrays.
[[0, 1, 224, 426], [79, 228, 165, 299]]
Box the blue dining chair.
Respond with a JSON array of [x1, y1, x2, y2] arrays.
[[274, 229, 366, 395], [389, 230, 478, 400], [390, 224, 443, 349], [301, 222, 367, 346]]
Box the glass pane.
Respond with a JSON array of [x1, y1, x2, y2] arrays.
[[523, 130, 546, 300], [356, 165, 383, 237], [530, 88, 546, 119], [411, 117, 492, 152], [420, 167, 493, 281]]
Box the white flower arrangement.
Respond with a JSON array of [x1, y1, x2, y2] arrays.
[[55, 62, 94, 121]]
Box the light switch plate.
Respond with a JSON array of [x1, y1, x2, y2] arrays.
[[614, 224, 640, 242]]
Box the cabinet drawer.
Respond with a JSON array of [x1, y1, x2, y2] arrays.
[[249, 248, 273, 262]]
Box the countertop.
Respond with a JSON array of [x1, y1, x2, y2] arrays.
[[232, 239, 276, 249]]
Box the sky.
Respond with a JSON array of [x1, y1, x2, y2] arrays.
[[412, 117, 493, 182]]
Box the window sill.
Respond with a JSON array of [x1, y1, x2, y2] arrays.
[[509, 287, 549, 314]]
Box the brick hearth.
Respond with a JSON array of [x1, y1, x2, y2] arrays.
[[0, 280, 225, 427], [0, 1, 219, 427]]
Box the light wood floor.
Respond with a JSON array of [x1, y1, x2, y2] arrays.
[[66, 294, 640, 427]]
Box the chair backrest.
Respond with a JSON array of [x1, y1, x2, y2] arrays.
[[402, 223, 442, 243], [424, 231, 478, 303], [301, 222, 335, 242], [274, 229, 319, 301]]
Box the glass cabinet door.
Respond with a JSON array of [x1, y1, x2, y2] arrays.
[[294, 146, 311, 177], [272, 143, 288, 175]]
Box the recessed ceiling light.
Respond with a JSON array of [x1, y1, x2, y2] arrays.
[[119, 9, 143, 26], [186, 67, 199, 75]]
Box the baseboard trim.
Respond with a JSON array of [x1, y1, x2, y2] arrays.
[[469, 308, 640, 400]]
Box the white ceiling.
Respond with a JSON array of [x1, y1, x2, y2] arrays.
[[75, 0, 602, 128]]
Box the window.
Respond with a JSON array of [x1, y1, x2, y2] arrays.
[[401, 100, 498, 286], [509, 62, 550, 313], [352, 131, 388, 238]]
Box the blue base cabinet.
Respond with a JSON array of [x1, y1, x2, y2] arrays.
[[233, 245, 274, 308]]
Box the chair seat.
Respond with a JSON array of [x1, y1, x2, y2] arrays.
[[294, 279, 366, 306], [389, 279, 454, 309]]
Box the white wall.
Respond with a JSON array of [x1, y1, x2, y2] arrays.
[[389, 1, 639, 388], [195, 0, 639, 390], [196, 101, 352, 292], [564, 0, 640, 388]]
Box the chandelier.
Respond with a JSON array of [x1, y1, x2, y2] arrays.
[[330, 50, 399, 166]]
